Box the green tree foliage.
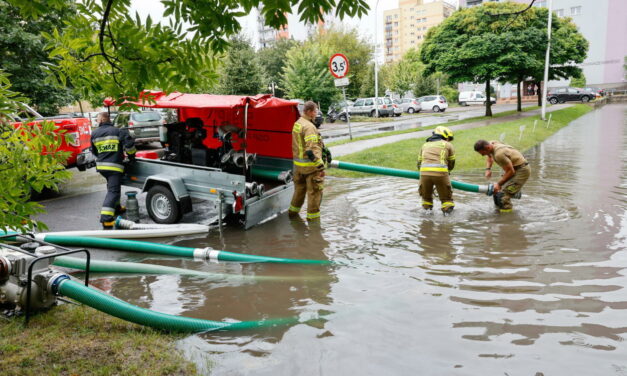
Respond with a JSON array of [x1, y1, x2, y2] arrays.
[[7, 0, 370, 104], [312, 27, 373, 99], [0, 1, 76, 115], [0, 71, 71, 233], [258, 38, 300, 98], [217, 36, 264, 95], [421, 3, 587, 115], [570, 76, 585, 88], [281, 42, 339, 111], [385, 49, 456, 99]]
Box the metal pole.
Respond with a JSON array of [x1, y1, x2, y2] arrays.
[[374, 0, 380, 118], [541, 0, 553, 121], [343, 86, 353, 140]]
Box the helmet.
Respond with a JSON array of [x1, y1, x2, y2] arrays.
[[433, 126, 454, 140]]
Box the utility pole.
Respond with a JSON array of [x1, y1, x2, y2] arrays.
[[374, 0, 380, 118], [541, 0, 553, 121]]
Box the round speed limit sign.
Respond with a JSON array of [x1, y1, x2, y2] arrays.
[[329, 53, 350, 79]]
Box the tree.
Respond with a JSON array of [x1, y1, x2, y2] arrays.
[[570, 76, 585, 88], [281, 42, 339, 111], [258, 38, 300, 98], [0, 0, 76, 115], [217, 36, 264, 95], [312, 27, 373, 100], [7, 0, 370, 105], [0, 71, 71, 233]]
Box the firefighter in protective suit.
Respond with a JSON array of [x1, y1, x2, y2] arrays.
[[288, 101, 329, 221], [90, 112, 136, 229], [417, 126, 456, 214]]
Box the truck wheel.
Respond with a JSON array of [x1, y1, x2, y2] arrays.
[[146, 185, 182, 224], [460, 102, 467, 106]]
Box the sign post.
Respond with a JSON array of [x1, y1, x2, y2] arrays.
[[329, 53, 353, 140]]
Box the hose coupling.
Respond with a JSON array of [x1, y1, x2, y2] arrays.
[[486, 183, 494, 196], [193, 248, 221, 261], [329, 160, 340, 169], [0, 256, 11, 282], [47, 273, 70, 295]]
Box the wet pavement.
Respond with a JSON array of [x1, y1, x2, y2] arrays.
[[40, 104, 626, 375], [329, 104, 571, 157]]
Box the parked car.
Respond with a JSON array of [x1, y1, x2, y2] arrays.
[[114, 111, 163, 143], [417, 95, 449, 112], [349, 97, 395, 117], [397, 98, 421, 113], [458, 91, 495, 106], [547, 87, 594, 104], [391, 100, 403, 117]]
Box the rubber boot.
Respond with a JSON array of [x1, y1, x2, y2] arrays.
[[102, 221, 115, 230], [493, 192, 504, 209], [442, 206, 454, 216]]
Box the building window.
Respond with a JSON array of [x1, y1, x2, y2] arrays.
[[394, 22, 398, 26], [395, 14, 398, 19], [535, 0, 547, 7], [555, 9, 564, 17], [386, 15, 392, 21], [571, 6, 581, 15]]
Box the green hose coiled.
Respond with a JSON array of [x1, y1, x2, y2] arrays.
[[57, 279, 297, 332], [331, 160, 488, 194], [41, 235, 330, 265]]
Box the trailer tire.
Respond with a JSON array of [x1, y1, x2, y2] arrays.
[[146, 184, 182, 224]]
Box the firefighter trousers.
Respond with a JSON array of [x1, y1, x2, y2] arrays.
[[498, 165, 530, 212], [99, 170, 123, 223], [289, 169, 324, 220], [419, 174, 454, 212]]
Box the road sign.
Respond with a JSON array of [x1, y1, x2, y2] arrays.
[[334, 77, 350, 87], [329, 53, 350, 79]]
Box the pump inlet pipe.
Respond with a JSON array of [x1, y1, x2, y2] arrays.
[[34, 235, 331, 265], [330, 160, 501, 196]]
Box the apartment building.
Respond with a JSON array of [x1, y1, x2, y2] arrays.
[[257, 8, 290, 49], [383, 0, 455, 62]]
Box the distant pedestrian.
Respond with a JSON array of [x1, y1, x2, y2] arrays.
[[90, 112, 136, 229], [474, 139, 530, 213], [527, 84, 534, 96], [417, 126, 456, 215]]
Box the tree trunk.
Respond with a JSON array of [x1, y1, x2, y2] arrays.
[[536, 80, 542, 106], [517, 79, 522, 112], [485, 78, 492, 117]]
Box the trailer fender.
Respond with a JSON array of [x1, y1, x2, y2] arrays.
[[142, 175, 192, 214]]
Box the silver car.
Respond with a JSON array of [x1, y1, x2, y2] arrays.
[[114, 111, 163, 143], [349, 97, 394, 117], [398, 98, 421, 113]]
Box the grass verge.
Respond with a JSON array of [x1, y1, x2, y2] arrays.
[[325, 106, 540, 147], [329, 104, 592, 178], [0, 304, 198, 376]]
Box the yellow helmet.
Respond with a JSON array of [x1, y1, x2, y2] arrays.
[[433, 126, 454, 140]]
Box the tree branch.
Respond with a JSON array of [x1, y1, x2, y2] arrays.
[[99, 0, 121, 74], [488, 0, 536, 17]]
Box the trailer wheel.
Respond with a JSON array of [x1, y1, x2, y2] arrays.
[[146, 184, 182, 224]]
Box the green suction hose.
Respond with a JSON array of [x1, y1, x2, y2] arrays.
[[251, 167, 292, 183], [53, 256, 325, 281], [56, 279, 298, 332], [37, 235, 330, 265], [329, 160, 492, 195]]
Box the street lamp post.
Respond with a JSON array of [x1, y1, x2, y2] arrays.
[[374, 0, 380, 118], [541, 0, 553, 121]]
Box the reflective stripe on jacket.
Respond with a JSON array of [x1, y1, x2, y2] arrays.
[[90, 122, 136, 173]]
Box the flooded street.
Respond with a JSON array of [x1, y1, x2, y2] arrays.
[[85, 104, 626, 375]]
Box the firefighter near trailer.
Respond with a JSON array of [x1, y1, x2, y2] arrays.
[[90, 112, 137, 229], [288, 101, 331, 221]]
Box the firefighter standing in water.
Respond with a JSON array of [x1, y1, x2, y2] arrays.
[[288, 101, 330, 221], [417, 126, 456, 214], [90, 112, 136, 229], [474, 139, 530, 213]]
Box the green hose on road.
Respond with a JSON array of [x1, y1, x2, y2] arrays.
[[57, 279, 298, 332], [329, 160, 492, 195], [39, 235, 330, 265]]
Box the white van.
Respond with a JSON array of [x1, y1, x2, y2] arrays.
[[458, 91, 496, 106]]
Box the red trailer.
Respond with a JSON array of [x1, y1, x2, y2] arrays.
[[123, 91, 300, 227]]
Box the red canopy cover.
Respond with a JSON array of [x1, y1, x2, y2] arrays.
[[132, 91, 300, 159]]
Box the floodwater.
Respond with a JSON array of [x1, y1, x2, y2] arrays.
[[85, 104, 626, 375]]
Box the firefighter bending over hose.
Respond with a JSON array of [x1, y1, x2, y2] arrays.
[[90, 112, 136, 229], [417, 126, 456, 215], [474, 139, 530, 213], [289, 101, 331, 221]]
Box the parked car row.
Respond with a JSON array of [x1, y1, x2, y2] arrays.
[[344, 95, 448, 118], [547, 87, 595, 104]]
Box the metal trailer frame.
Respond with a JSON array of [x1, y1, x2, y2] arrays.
[[122, 156, 294, 229]]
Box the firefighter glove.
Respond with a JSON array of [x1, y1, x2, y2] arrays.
[[322, 147, 332, 164], [315, 159, 325, 170], [305, 149, 316, 162]]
